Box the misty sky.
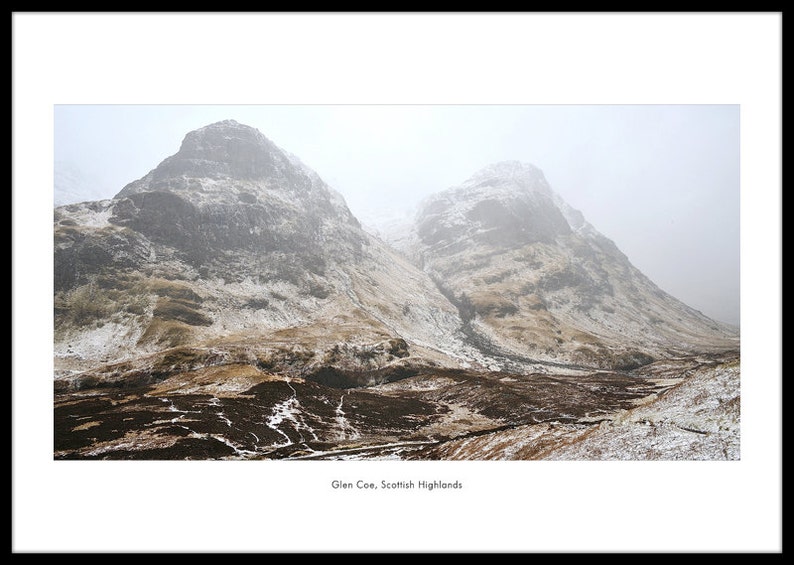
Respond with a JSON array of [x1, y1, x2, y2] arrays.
[[54, 104, 740, 326]]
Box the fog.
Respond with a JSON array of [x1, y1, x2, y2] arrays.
[[54, 104, 739, 326]]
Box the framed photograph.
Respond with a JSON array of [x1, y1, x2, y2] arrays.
[[14, 12, 781, 553]]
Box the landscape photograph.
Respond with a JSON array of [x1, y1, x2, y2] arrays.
[[53, 105, 740, 461], [14, 12, 781, 554]]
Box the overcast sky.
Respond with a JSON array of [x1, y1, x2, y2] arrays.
[[54, 104, 739, 326]]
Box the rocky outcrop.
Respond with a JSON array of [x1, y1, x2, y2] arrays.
[[108, 120, 364, 269]]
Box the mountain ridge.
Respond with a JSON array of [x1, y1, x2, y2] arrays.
[[53, 120, 739, 460], [394, 158, 737, 370]]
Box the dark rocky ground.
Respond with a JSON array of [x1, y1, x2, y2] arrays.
[[54, 351, 737, 460]]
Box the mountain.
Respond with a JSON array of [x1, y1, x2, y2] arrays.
[[397, 160, 737, 371], [53, 121, 739, 460], [54, 120, 483, 385]]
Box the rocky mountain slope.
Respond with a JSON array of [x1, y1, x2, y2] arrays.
[[53, 120, 739, 460], [396, 161, 737, 370], [54, 120, 486, 386]]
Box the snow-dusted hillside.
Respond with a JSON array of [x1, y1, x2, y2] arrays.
[[399, 161, 738, 369], [53, 121, 740, 461], [54, 121, 489, 382]]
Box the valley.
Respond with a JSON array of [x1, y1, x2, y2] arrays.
[[52, 120, 740, 461], [54, 349, 738, 460]]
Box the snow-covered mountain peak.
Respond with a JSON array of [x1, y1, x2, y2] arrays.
[[462, 160, 551, 195], [176, 120, 276, 161], [114, 120, 338, 209], [415, 161, 572, 251], [412, 160, 601, 244]]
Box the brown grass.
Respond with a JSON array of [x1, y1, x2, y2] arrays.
[[152, 297, 212, 326], [138, 319, 192, 348]]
